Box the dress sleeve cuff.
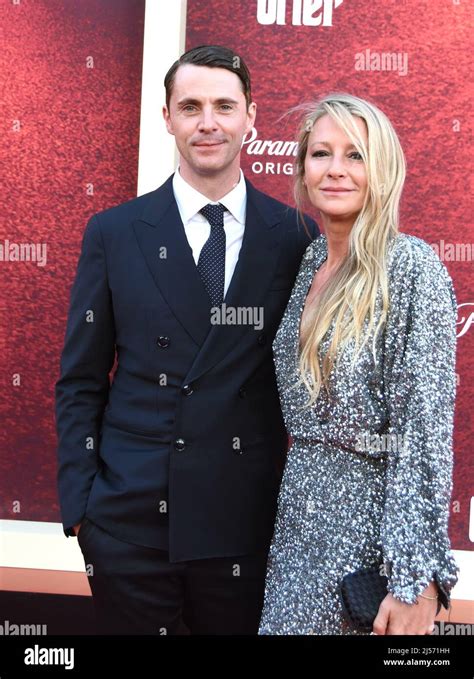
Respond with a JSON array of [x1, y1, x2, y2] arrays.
[[384, 557, 458, 612]]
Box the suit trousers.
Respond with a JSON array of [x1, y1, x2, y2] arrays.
[[77, 516, 270, 635]]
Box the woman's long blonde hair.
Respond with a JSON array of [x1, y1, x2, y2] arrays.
[[294, 93, 406, 406]]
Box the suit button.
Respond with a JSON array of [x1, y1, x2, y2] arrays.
[[182, 384, 193, 396], [174, 438, 186, 451], [257, 333, 266, 346], [238, 387, 247, 398], [157, 336, 170, 348]]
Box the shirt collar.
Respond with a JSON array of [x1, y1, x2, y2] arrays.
[[172, 165, 246, 224]]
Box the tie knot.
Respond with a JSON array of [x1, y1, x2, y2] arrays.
[[199, 203, 226, 227]]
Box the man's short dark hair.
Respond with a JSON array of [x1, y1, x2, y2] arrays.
[[164, 45, 252, 110]]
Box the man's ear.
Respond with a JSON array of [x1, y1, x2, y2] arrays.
[[245, 102, 257, 136], [163, 105, 174, 135]]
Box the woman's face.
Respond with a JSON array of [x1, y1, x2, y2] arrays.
[[303, 113, 368, 223]]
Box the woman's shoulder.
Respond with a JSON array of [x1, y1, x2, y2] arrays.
[[387, 232, 450, 282], [389, 232, 438, 262], [387, 233, 456, 316]]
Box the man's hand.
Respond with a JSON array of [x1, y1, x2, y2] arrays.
[[73, 522, 82, 536], [373, 581, 439, 635]]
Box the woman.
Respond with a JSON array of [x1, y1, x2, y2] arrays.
[[258, 93, 459, 635]]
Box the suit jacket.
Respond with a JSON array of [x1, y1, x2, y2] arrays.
[[55, 174, 318, 562]]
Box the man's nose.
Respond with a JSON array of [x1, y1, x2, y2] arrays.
[[197, 108, 218, 131]]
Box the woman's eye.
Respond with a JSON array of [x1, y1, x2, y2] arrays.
[[311, 150, 363, 160]]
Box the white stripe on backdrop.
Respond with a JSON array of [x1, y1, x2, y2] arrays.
[[137, 0, 187, 195]]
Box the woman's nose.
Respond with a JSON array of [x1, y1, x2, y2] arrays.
[[327, 155, 346, 177]]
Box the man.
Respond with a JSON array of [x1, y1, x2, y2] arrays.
[[55, 44, 318, 635]]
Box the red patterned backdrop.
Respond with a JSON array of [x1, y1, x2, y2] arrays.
[[1, 0, 145, 524]]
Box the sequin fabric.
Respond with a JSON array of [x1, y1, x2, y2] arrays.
[[258, 233, 459, 635]]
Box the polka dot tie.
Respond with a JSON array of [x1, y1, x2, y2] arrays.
[[197, 203, 227, 307]]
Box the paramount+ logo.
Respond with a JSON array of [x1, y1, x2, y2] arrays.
[[257, 0, 344, 27]]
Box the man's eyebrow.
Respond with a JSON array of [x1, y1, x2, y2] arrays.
[[176, 97, 239, 107], [176, 97, 201, 107], [213, 98, 239, 105]]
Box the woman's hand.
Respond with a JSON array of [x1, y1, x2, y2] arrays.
[[372, 581, 438, 635]]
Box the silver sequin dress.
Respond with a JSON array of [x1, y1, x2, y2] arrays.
[[258, 233, 459, 635]]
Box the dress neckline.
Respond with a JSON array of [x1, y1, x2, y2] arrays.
[[294, 232, 403, 357]]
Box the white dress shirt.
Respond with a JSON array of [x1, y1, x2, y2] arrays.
[[172, 167, 246, 298]]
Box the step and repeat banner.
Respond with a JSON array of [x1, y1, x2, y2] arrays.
[[1, 0, 472, 571]]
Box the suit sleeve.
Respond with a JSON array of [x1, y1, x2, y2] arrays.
[[381, 241, 459, 608], [55, 214, 116, 537]]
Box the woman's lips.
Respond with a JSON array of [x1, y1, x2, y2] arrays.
[[320, 187, 353, 192]]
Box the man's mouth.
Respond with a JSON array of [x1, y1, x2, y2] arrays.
[[193, 140, 225, 148]]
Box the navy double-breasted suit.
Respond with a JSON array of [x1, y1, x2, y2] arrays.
[[55, 174, 317, 562]]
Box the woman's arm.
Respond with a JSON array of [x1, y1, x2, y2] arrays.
[[375, 236, 459, 634]]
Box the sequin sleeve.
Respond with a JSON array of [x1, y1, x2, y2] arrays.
[[381, 236, 459, 608]]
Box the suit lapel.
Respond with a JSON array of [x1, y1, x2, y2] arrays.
[[132, 176, 212, 348], [132, 175, 284, 382]]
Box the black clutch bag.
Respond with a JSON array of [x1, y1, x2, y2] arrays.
[[339, 566, 388, 633], [340, 566, 444, 633]]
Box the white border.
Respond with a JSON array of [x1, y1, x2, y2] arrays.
[[136, 0, 187, 196]]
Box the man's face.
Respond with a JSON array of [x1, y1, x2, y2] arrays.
[[163, 64, 256, 179]]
